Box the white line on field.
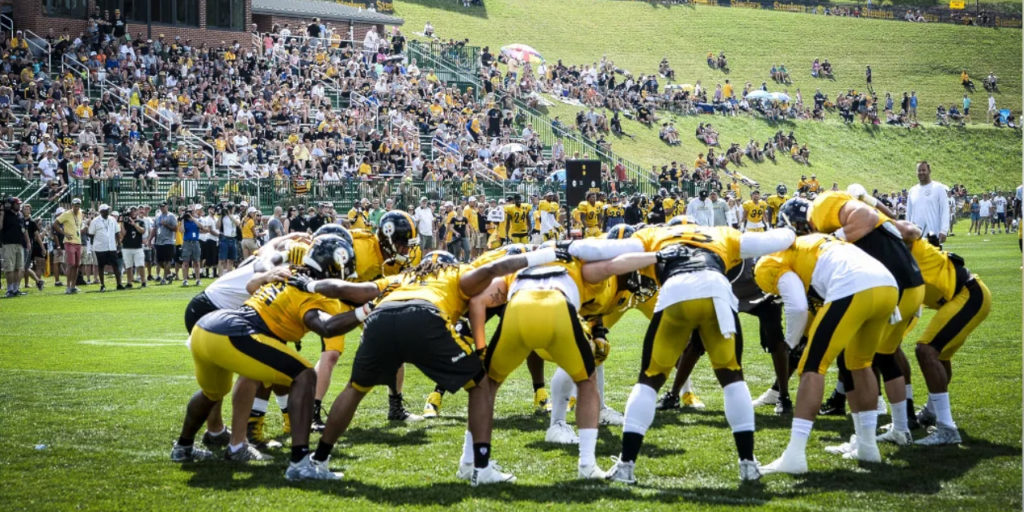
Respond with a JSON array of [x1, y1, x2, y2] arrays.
[[0, 368, 193, 380]]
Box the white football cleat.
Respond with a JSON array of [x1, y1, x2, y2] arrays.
[[876, 427, 913, 446], [285, 455, 343, 481], [545, 420, 579, 444], [456, 462, 473, 481], [752, 388, 780, 408], [599, 406, 624, 426], [471, 461, 516, 486], [759, 451, 807, 475], [604, 456, 636, 484], [824, 435, 858, 455], [915, 425, 962, 446], [843, 440, 882, 462], [578, 463, 607, 479], [739, 459, 762, 481]]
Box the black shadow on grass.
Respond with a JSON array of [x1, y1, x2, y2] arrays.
[[182, 464, 776, 507], [400, 0, 488, 19], [342, 427, 431, 447], [785, 432, 1019, 496]]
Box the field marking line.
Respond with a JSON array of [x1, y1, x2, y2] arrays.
[[0, 368, 193, 381]]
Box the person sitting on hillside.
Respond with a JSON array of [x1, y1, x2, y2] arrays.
[[791, 143, 810, 165], [659, 122, 681, 146], [821, 59, 834, 79], [762, 140, 776, 162], [423, 21, 435, 38], [811, 58, 822, 78], [707, 51, 717, 69], [983, 72, 999, 92], [659, 58, 676, 81], [935, 105, 949, 126], [717, 52, 729, 72], [696, 123, 719, 146], [745, 138, 763, 162], [948, 104, 965, 126], [960, 70, 975, 92], [637, 103, 654, 125], [770, 64, 780, 82], [725, 143, 744, 166]]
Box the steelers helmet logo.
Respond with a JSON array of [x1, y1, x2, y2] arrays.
[[334, 247, 349, 268], [381, 221, 396, 237]]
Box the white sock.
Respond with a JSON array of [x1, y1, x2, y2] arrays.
[[550, 368, 575, 426], [905, 384, 914, 402], [890, 400, 908, 431], [851, 412, 863, 439], [578, 428, 598, 467], [786, 418, 814, 455], [460, 430, 473, 465], [623, 384, 657, 435], [595, 365, 606, 408], [252, 398, 269, 415], [722, 381, 755, 433], [206, 426, 225, 436], [930, 392, 956, 429], [856, 409, 878, 440], [276, 394, 289, 411], [680, 377, 693, 395], [229, 442, 244, 453]]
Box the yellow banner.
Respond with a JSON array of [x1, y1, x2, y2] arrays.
[[949, 0, 965, 9]]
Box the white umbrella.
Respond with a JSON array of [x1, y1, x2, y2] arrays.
[[770, 92, 791, 102], [745, 90, 771, 100], [498, 142, 527, 156]]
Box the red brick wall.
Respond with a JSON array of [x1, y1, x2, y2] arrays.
[[11, 0, 253, 50]]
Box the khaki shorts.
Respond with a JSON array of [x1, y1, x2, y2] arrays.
[[1, 244, 25, 272], [122, 248, 146, 268], [241, 238, 260, 253], [474, 232, 488, 249]]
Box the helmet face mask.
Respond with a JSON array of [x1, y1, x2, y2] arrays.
[[302, 234, 355, 279], [378, 211, 419, 261], [778, 198, 813, 235]]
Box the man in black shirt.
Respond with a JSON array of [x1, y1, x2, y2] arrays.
[[486, 105, 502, 137], [307, 203, 330, 233], [1, 197, 29, 297], [288, 206, 308, 233], [21, 203, 45, 291], [119, 206, 147, 288]]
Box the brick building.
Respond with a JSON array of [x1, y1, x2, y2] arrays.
[[2, 0, 402, 49]]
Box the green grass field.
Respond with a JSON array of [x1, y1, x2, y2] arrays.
[[0, 233, 1019, 511], [395, 0, 1022, 193]]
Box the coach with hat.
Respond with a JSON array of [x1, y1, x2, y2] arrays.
[[89, 204, 123, 291]]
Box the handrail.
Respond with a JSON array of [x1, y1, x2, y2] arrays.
[[22, 29, 52, 74], [349, 91, 380, 131], [61, 53, 92, 97], [0, 14, 13, 36], [32, 188, 68, 219]]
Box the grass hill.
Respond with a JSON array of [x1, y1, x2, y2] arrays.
[[394, 0, 1022, 193]]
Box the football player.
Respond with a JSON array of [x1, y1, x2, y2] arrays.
[[765, 184, 789, 227], [558, 222, 796, 483], [897, 222, 991, 445], [297, 247, 568, 483], [578, 192, 603, 238], [311, 211, 423, 429], [812, 186, 925, 442], [742, 189, 769, 232], [538, 192, 563, 241], [602, 193, 626, 230], [755, 198, 899, 474], [171, 235, 376, 481], [503, 194, 533, 244]]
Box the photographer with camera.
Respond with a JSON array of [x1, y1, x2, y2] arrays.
[[88, 204, 123, 292], [217, 203, 241, 273], [1, 196, 30, 297], [119, 206, 147, 288], [180, 206, 204, 287]]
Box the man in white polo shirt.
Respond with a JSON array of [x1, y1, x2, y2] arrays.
[[413, 197, 435, 250], [88, 204, 123, 291], [906, 161, 950, 243]]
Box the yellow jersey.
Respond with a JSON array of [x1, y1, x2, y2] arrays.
[[764, 194, 788, 226], [242, 217, 256, 239], [463, 205, 478, 233], [633, 224, 744, 275], [348, 208, 369, 230], [807, 179, 821, 193], [244, 280, 345, 343], [910, 238, 962, 309], [578, 202, 601, 229], [754, 234, 839, 295], [504, 204, 532, 235], [350, 229, 386, 282], [811, 191, 890, 233], [603, 203, 625, 223], [742, 199, 768, 225], [381, 265, 470, 324]]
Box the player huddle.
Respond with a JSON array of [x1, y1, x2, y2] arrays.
[[170, 185, 989, 486]]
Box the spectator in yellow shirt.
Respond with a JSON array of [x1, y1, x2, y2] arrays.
[[240, 207, 261, 258]]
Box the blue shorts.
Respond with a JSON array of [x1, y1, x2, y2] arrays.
[[970, 213, 980, 222], [218, 238, 238, 261]]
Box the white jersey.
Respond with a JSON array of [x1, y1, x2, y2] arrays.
[[508, 268, 580, 310], [203, 260, 258, 309], [811, 243, 896, 303], [198, 215, 217, 242]]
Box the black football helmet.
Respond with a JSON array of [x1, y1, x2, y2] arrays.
[[313, 223, 353, 246], [378, 210, 419, 262], [667, 215, 692, 227], [504, 243, 534, 255], [605, 224, 638, 239], [776, 183, 788, 196], [302, 234, 355, 279], [778, 198, 813, 235], [422, 250, 459, 265]]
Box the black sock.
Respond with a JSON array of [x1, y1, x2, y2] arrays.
[[473, 442, 491, 468], [313, 440, 334, 462], [280, 407, 289, 414], [770, 381, 780, 392], [433, 385, 445, 395], [621, 432, 645, 463], [177, 436, 194, 447], [291, 445, 310, 463], [533, 382, 545, 392], [733, 431, 755, 461], [313, 399, 323, 415]]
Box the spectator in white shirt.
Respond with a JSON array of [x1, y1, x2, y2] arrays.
[[906, 161, 950, 243], [88, 204, 123, 291], [992, 193, 1008, 233], [37, 151, 59, 183], [685, 190, 714, 226], [413, 197, 435, 250], [978, 193, 993, 235]]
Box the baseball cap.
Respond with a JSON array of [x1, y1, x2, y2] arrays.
[[158, 201, 167, 207], [55, 207, 66, 215], [99, 204, 110, 211], [71, 198, 82, 205], [468, 196, 477, 202], [247, 207, 258, 214]]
